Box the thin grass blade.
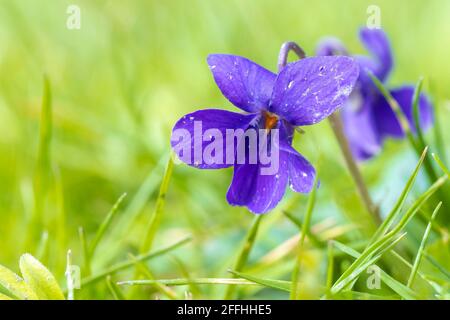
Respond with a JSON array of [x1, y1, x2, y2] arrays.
[[224, 214, 263, 299], [291, 174, 319, 299], [407, 202, 442, 288]]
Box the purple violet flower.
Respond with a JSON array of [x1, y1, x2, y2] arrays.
[[171, 53, 359, 213], [317, 28, 434, 161]]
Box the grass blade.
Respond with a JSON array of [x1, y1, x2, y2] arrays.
[[332, 241, 419, 300], [0, 292, 13, 300], [90, 192, 127, 256], [229, 270, 291, 292], [99, 156, 168, 262], [369, 72, 439, 184], [291, 174, 319, 299], [423, 254, 450, 281], [78, 227, 91, 276], [432, 153, 450, 177], [429, 80, 447, 165], [128, 253, 178, 299], [82, 236, 191, 286], [412, 77, 426, 149], [369, 147, 426, 243], [224, 214, 263, 299], [331, 173, 446, 295], [283, 211, 324, 247], [407, 202, 442, 288], [35, 231, 49, 261], [368, 72, 415, 141], [106, 275, 125, 300], [28, 76, 53, 245], [119, 278, 256, 286], [140, 157, 174, 253], [325, 241, 334, 298], [332, 233, 407, 294]]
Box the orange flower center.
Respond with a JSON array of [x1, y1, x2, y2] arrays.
[[263, 111, 279, 130]]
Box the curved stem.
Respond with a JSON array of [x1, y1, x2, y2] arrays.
[[277, 41, 380, 225], [278, 41, 306, 71]]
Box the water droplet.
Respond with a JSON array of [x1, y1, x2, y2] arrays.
[[287, 80, 294, 89]]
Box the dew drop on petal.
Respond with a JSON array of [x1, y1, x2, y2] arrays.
[[287, 80, 294, 89]]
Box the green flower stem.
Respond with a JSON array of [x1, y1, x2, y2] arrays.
[[328, 113, 381, 224]]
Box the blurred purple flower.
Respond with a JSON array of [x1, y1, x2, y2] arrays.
[[171, 54, 359, 213], [317, 28, 434, 160]]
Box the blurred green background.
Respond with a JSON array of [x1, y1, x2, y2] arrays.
[[0, 0, 448, 299]]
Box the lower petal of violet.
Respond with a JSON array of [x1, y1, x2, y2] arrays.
[[281, 143, 316, 193], [226, 152, 289, 214]]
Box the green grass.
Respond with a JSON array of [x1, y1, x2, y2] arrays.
[[0, 0, 449, 300]]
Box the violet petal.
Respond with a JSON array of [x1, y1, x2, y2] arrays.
[[374, 86, 434, 139], [280, 142, 316, 193], [341, 93, 382, 161], [207, 54, 276, 113], [171, 109, 257, 169], [226, 153, 289, 214], [359, 27, 393, 82], [270, 56, 359, 126]]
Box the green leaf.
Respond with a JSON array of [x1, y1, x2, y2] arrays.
[[19, 254, 64, 300], [0, 264, 38, 300]]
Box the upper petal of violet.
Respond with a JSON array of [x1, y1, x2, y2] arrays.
[[316, 37, 349, 56], [207, 54, 276, 113], [270, 56, 359, 126], [358, 27, 393, 82]]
